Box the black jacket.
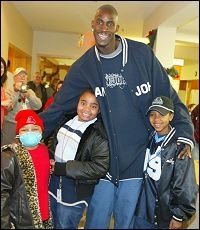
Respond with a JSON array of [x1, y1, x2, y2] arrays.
[[1, 144, 53, 229], [135, 128, 197, 228], [48, 113, 110, 200]]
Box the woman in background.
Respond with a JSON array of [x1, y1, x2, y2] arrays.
[[1, 57, 12, 139]]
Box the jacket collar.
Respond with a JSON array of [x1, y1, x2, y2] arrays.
[[153, 126, 176, 148], [94, 34, 128, 67]]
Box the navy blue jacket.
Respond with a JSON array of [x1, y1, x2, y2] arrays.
[[135, 128, 197, 228], [39, 35, 194, 186]]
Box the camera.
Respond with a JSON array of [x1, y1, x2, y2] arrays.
[[19, 83, 29, 93]]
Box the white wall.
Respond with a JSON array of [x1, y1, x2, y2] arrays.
[[31, 31, 87, 75]]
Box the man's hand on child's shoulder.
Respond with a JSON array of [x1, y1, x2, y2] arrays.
[[177, 143, 191, 159]]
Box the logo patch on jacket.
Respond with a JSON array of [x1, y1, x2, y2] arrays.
[[105, 73, 127, 89]]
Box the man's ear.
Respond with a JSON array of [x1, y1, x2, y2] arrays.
[[91, 21, 94, 31], [115, 24, 120, 33]]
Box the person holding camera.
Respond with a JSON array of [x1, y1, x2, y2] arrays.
[[1, 67, 42, 145]]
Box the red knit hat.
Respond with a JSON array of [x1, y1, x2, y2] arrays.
[[15, 109, 44, 134]]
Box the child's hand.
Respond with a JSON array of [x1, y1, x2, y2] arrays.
[[50, 159, 55, 174], [169, 218, 182, 229]]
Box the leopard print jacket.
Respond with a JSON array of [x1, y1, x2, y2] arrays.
[[1, 143, 53, 229]]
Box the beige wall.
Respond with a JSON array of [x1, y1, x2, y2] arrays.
[[175, 46, 199, 64], [181, 60, 199, 80], [1, 2, 33, 61]]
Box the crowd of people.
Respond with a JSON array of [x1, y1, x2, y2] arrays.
[[1, 59, 63, 145], [1, 4, 198, 229]]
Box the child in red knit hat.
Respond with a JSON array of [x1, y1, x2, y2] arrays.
[[1, 109, 53, 229]]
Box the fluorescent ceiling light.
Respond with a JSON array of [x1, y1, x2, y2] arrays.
[[173, 58, 184, 66]]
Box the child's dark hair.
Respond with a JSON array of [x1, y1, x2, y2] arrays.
[[77, 88, 101, 117], [78, 88, 96, 102], [1, 57, 7, 86]]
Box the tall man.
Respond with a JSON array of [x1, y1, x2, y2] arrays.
[[39, 4, 194, 228]]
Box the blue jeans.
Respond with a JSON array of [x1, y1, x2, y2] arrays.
[[133, 216, 155, 229], [50, 196, 86, 229], [85, 178, 142, 229]]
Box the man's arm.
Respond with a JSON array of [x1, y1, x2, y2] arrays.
[[148, 47, 195, 158]]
